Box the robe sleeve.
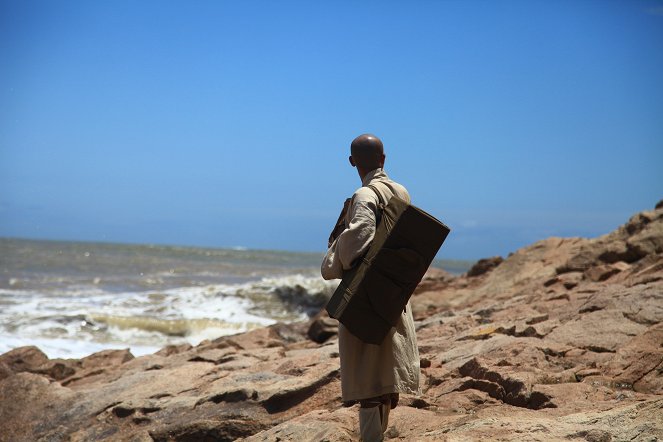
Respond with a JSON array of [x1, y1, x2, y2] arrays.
[[321, 197, 377, 280]]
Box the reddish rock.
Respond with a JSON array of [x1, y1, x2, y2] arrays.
[[0, 346, 49, 374], [307, 311, 339, 343], [466, 256, 504, 277], [413, 267, 456, 293], [81, 348, 134, 369], [0, 361, 12, 381], [526, 313, 549, 325], [585, 262, 629, 282], [546, 309, 647, 352], [605, 323, 663, 394]]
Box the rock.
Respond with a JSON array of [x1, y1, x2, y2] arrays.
[[627, 219, 663, 259], [526, 313, 549, 325], [466, 256, 503, 277], [559, 271, 584, 289], [0, 372, 77, 442], [585, 262, 629, 282], [456, 357, 556, 409], [0, 361, 12, 381], [574, 367, 602, 380], [560, 205, 663, 272], [566, 428, 613, 442], [546, 309, 647, 352], [155, 343, 192, 356], [35, 360, 77, 380], [150, 418, 267, 442], [81, 348, 134, 369], [241, 408, 356, 441], [0, 346, 49, 374], [413, 267, 455, 293], [605, 323, 663, 394], [307, 313, 339, 343], [0, 346, 80, 382]]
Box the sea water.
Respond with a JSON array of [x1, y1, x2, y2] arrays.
[[0, 238, 470, 359]]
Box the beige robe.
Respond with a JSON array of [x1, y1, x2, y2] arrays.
[[321, 168, 420, 402]]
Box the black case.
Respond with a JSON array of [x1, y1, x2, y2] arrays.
[[325, 194, 450, 344]]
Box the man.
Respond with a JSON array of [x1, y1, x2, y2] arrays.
[[321, 134, 420, 441]]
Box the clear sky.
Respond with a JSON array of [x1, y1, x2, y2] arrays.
[[1, 0, 662, 260]]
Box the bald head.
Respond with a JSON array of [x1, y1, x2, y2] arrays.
[[350, 134, 385, 173]]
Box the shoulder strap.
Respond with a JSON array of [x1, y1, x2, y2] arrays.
[[367, 184, 387, 209], [367, 184, 387, 227]]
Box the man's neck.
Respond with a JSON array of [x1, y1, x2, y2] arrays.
[[360, 168, 384, 186]]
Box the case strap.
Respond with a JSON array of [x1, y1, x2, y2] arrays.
[[367, 184, 387, 209]]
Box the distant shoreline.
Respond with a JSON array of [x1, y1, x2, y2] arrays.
[[0, 236, 476, 275]]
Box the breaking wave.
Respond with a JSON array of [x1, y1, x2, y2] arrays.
[[0, 274, 338, 359]]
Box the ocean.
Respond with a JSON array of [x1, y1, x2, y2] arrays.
[[0, 238, 471, 359]]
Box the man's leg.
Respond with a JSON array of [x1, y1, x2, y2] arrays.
[[379, 399, 390, 433], [358, 400, 383, 442], [359, 394, 397, 441]]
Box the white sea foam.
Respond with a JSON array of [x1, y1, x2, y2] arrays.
[[0, 273, 338, 359], [0, 334, 160, 359], [1, 239, 345, 359]]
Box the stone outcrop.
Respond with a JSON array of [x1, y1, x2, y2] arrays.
[[466, 256, 503, 277], [1, 202, 662, 441]]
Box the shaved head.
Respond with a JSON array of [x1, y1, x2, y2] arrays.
[[350, 134, 385, 172]]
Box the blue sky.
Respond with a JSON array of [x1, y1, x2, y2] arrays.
[[1, 0, 662, 260]]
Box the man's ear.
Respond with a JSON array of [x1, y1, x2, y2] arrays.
[[349, 155, 356, 167]]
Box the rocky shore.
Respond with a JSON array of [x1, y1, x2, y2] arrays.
[[1, 202, 662, 441]]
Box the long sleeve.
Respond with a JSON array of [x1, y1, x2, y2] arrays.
[[321, 198, 377, 280]]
